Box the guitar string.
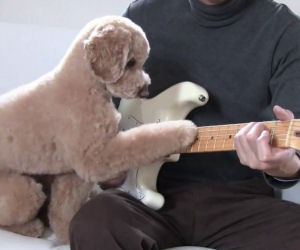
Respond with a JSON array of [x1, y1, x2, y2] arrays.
[[196, 133, 293, 139], [190, 135, 296, 151], [196, 125, 300, 132], [191, 138, 291, 144], [188, 121, 300, 152], [196, 128, 300, 134], [196, 128, 300, 133], [195, 120, 300, 129], [187, 139, 295, 152], [194, 119, 300, 128]]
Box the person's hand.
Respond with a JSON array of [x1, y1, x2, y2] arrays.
[[234, 105, 300, 178], [98, 172, 127, 190]]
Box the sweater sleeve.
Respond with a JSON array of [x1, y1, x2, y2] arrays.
[[267, 19, 300, 189], [269, 20, 300, 118], [264, 151, 300, 189]]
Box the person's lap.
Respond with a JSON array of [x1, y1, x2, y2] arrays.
[[70, 179, 300, 250]]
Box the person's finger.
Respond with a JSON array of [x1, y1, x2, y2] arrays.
[[246, 123, 268, 155], [273, 105, 294, 121], [256, 130, 272, 164], [234, 122, 257, 166]]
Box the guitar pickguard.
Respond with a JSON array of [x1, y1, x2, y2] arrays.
[[118, 82, 209, 210]]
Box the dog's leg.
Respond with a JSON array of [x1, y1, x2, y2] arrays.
[[0, 171, 46, 237], [48, 173, 93, 244], [77, 120, 197, 182], [0, 218, 45, 238]]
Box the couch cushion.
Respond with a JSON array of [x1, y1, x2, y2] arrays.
[[0, 229, 69, 250]]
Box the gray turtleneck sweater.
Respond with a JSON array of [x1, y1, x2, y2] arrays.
[[123, 0, 300, 189]]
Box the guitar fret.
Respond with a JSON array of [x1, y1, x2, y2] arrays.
[[185, 119, 298, 154], [270, 128, 274, 144], [286, 120, 294, 147], [222, 127, 228, 149], [232, 126, 237, 149], [197, 134, 202, 152], [213, 127, 219, 150], [204, 131, 209, 152], [270, 121, 277, 146]]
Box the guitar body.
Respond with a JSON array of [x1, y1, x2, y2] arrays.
[[118, 82, 209, 210], [118, 82, 300, 209]]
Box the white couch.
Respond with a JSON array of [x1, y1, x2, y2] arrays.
[[0, 228, 214, 250], [1, 182, 299, 250]]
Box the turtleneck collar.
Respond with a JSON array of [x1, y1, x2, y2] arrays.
[[189, 0, 248, 27]]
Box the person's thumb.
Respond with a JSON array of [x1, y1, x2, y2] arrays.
[[273, 105, 294, 121]]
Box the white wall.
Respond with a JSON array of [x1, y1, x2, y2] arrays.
[[0, 0, 300, 202], [277, 0, 300, 14], [0, 0, 132, 29], [0, 0, 133, 93], [0, 0, 299, 93]]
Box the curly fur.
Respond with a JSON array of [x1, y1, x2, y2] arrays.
[[0, 16, 197, 243]]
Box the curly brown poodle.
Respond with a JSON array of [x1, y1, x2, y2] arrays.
[[0, 16, 197, 243]]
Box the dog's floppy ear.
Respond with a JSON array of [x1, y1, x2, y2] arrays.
[[84, 24, 131, 83]]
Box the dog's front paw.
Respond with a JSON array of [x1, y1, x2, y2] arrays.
[[174, 120, 198, 151]]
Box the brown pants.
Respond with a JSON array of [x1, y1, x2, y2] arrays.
[[70, 180, 300, 250]]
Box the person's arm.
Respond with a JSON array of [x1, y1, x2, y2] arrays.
[[234, 20, 300, 189]]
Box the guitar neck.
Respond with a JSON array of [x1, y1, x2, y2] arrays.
[[185, 119, 300, 153]]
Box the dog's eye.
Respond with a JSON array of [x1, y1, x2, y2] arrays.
[[126, 58, 136, 68]]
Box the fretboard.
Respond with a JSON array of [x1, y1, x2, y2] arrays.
[[185, 119, 300, 153]]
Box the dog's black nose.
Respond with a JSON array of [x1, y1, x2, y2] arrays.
[[138, 85, 149, 98]]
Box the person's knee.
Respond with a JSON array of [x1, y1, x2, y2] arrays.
[[70, 191, 128, 240]]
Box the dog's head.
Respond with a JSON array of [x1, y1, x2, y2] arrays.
[[84, 16, 150, 99]]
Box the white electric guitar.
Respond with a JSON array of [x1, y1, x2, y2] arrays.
[[118, 81, 300, 210]]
